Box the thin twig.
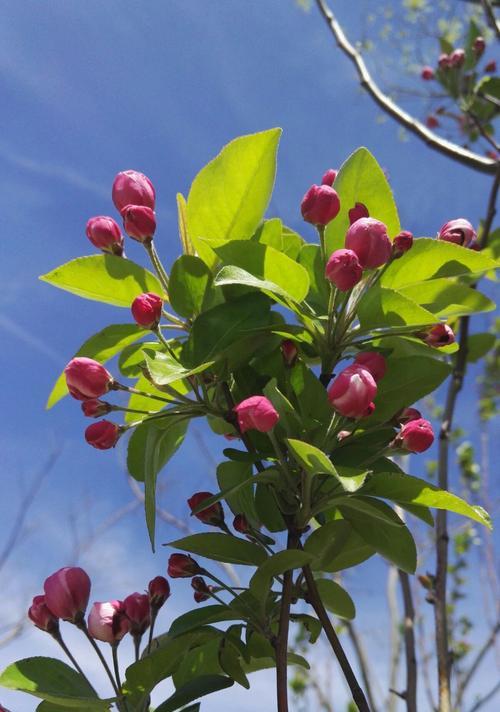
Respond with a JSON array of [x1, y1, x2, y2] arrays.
[[480, 0, 500, 39], [386, 565, 402, 712], [314, 0, 497, 174], [454, 620, 500, 708], [345, 621, 379, 712], [466, 678, 500, 712], [399, 571, 418, 712]]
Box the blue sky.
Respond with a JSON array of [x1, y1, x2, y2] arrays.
[[0, 1, 498, 710]]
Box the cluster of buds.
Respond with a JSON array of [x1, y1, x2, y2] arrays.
[[422, 36, 493, 77], [29, 567, 170, 645], [327, 352, 386, 419]]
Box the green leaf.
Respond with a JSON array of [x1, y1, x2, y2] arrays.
[[255, 483, 287, 532], [186, 129, 282, 265], [466, 332, 496, 363], [372, 355, 451, 423], [253, 219, 304, 259], [304, 521, 375, 572], [155, 675, 233, 712], [298, 244, 329, 311], [313, 579, 355, 620], [0, 657, 110, 709], [127, 417, 188, 550], [250, 550, 315, 602], [40, 255, 163, 306], [173, 638, 224, 689], [183, 293, 271, 367], [325, 147, 401, 255], [218, 638, 249, 688], [169, 255, 213, 318], [340, 503, 417, 572], [286, 438, 364, 492], [361, 472, 492, 529], [213, 240, 310, 304], [144, 350, 214, 388], [166, 533, 268, 566], [177, 192, 194, 256], [398, 280, 495, 319], [46, 324, 148, 409], [358, 285, 438, 330], [475, 75, 500, 101], [216, 461, 260, 524], [169, 606, 242, 638], [381, 239, 498, 290]]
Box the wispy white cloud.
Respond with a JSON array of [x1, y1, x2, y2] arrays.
[[0, 314, 64, 366]]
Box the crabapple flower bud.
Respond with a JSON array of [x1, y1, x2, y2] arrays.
[[85, 420, 121, 450], [325, 249, 363, 291], [123, 593, 150, 636], [88, 601, 129, 644], [280, 339, 298, 367], [234, 396, 279, 433], [485, 60, 496, 73], [187, 492, 225, 527], [393, 230, 413, 256], [348, 202, 369, 225], [438, 218, 476, 247], [426, 115, 439, 129], [191, 577, 212, 603], [473, 37, 485, 56], [167, 554, 202, 578], [421, 66, 434, 80], [450, 49, 465, 68], [28, 595, 59, 634], [396, 407, 422, 424], [361, 402, 375, 418], [44, 567, 91, 623], [233, 514, 250, 534], [418, 324, 455, 347], [112, 170, 155, 214], [301, 185, 340, 226], [345, 217, 392, 268], [148, 576, 170, 610], [131, 292, 163, 329], [438, 53, 451, 69], [321, 168, 337, 186], [327, 365, 377, 419], [86, 216, 124, 256], [81, 399, 111, 418], [396, 418, 434, 453], [354, 351, 386, 382], [64, 357, 113, 401], [122, 205, 156, 242]]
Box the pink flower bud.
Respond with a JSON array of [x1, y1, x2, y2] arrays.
[[485, 60, 496, 73], [438, 53, 451, 69], [233, 514, 250, 534], [191, 577, 212, 603], [354, 351, 386, 382], [396, 407, 422, 424], [81, 399, 111, 418], [64, 357, 113, 401], [85, 216, 124, 256], [234, 395, 279, 433], [167, 553, 202, 578], [28, 595, 59, 634], [337, 430, 352, 441], [112, 170, 155, 214], [473, 36, 485, 56], [348, 202, 369, 225], [426, 115, 439, 129], [345, 217, 392, 269], [280, 339, 298, 367], [88, 600, 129, 644], [361, 402, 375, 418], [123, 592, 150, 636], [396, 418, 434, 453], [325, 249, 363, 291], [131, 292, 163, 329], [301, 184, 340, 226], [44, 567, 91, 623], [321, 168, 337, 186], [450, 49, 465, 68], [122, 205, 156, 242], [486, 150, 498, 161], [223, 432, 240, 441], [85, 420, 121, 450], [438, 218, 476, 247], [393, 230, 413, 256], [327, 365, 377, 419], [187, 492, 225, 527], [148, 576, 170, 609], [419, 324, 455, 347], [421, 66, 434, 80]]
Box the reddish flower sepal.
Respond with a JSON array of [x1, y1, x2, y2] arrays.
[[187, 492, 225, 528]]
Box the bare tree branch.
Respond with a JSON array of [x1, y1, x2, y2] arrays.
[[481, 0, 500, 38], [314, 0, 498, 174], [386, 565, 402, 712], [345, 620, 379, 712], [455, 620, 500, 708], [466, 678, 500, 712], [399, 571, 418, 712]]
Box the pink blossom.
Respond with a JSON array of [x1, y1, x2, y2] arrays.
[[345, 217, 392, 268], [112, 170, 155, 214], [325, 249, 363, 291], [301, 184, 340, 226], [327, 365, 377, 418], [64, 357, 113, 401], [44, 567, 91, 623], [88, 600, 129, 644], [234, 396, 279, 433]]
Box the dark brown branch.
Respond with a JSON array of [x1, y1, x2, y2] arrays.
[[302, 564, 371, 711], [345, 621, 379, 712], [398, 571, 417, 712], [314, 0, 497, 174], [454, 620, 500, 708], [481, 0, 500, 38], [433, 165, 500, 712]]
